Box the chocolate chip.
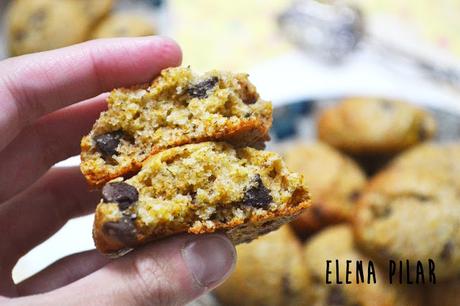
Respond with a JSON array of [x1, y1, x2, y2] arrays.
[[242, 174, 273, 208], [102, 182, 139, 210], [370, 204, 392, 219], [380, 99, 394, 111], [349, 190, 361, 202], [94, 131, 124, 157], [440, 241, 454, 261], [14, 30, 27, 42], [187, 76, 218, 99], [29, 9, 47, 27], [415, 194, 430, 202], [418, 124, 428, 141], [281, 274, 292, 297], [327, 287, 346, 306], [103, 217, 137, 246]]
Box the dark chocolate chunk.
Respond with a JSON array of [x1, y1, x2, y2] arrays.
[[29, 9, 47, 26], [14, 30, 27, 42], [415, 194, 430, 202], [103, 217, 137, 246], [440, 241, 454, 261], [327, 287, 346, 306], [281, 274, 292, 297], [349, 190, 361, 202], [370, 204, 392, 219], [418, 124, 428, 141], [187, 76, 218, 99], [242, 174, 273, 208], [102, 182, 139, 210], [380, 99, 394, 111], [94, 131, 124, 157]]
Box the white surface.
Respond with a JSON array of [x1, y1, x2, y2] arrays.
[[250, 49, 460, 113]]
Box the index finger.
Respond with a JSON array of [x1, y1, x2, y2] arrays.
[[0, 36, 182, 150]]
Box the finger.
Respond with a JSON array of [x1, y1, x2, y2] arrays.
[[18, 234, 236, 306], [0, 167, 99, 267], [0, 36, 182, 150], [17, 250, 109, 296], [0, 94, 106, 202]]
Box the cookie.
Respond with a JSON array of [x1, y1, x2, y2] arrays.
[[7, 0, 90, 56], [303, 225, 423, 306], [93, 142, 310, 255], [284, 142, 366, 237], [353, 143, 460, 280], [81, 67, 273, 187], [91, 12, 156, 39], [425, 277, 460, 306], [214, 226, 310, 306], [317, 97, 436, 154], [74, 0, 113, 24]]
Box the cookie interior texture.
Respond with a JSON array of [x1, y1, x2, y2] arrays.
[[303, 225, 423, 306], [284, 142, 366, 236], [81, 67, 272, 187], [317, 97, 437, 154], [353, 143, 460, 280], [214, 226, 310, 306], [94, 142, 310, 254]]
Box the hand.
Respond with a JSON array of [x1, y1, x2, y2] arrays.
[[0, 37, 236, 306]]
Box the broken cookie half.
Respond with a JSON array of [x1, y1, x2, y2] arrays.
[[81, 67, 272, 187], [93, 142, 310, 256]]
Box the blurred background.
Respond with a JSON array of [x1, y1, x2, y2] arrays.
[[1, 0, 460, 305]]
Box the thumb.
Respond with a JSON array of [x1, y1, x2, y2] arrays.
[[16, 234, 236, 306]]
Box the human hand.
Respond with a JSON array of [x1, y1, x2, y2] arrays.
[[0, 36, 236, 306]]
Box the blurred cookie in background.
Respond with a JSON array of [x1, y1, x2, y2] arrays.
[[284, 142, 366, 238], [7, 0, 91, 56], [303, 225, 423, 306], [425, 276, 460, 306], [317, 98, 437, 174], [353, 143, 460, 281], [214, 226, 310, 306], [73, 0, 114, 24], [91, 12, 156, 39]]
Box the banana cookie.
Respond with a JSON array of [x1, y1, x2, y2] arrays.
[[425, 277, 460, 306], [317, 97, 436, 154], [75, 0, 113, 24], [304, 225, 423, 306], [353, 143, 460, 280], [81, 67, 272, 187], [91, 12, 155, 39], [7, 0, 90, 56], [93, 142, 310, 255], [284, 143, 366, 237], [214, 226, 310, 306]]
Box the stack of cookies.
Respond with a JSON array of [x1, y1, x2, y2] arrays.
[[215, 97, 460, 305], [80, 67, 310, 257]]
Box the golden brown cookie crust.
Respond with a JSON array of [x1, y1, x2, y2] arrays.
[[94, 199, 308, 256], [92, 142, 310, 255], [317, 97, 437, 154], [80, 67, 272, 188], [214, 226, 310, 306], [353, 143, 460, 281], [284, 143, 366, 236], [303, 225, 423, 306]]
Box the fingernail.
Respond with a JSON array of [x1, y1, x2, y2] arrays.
[[182, 234, 236, 288]]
